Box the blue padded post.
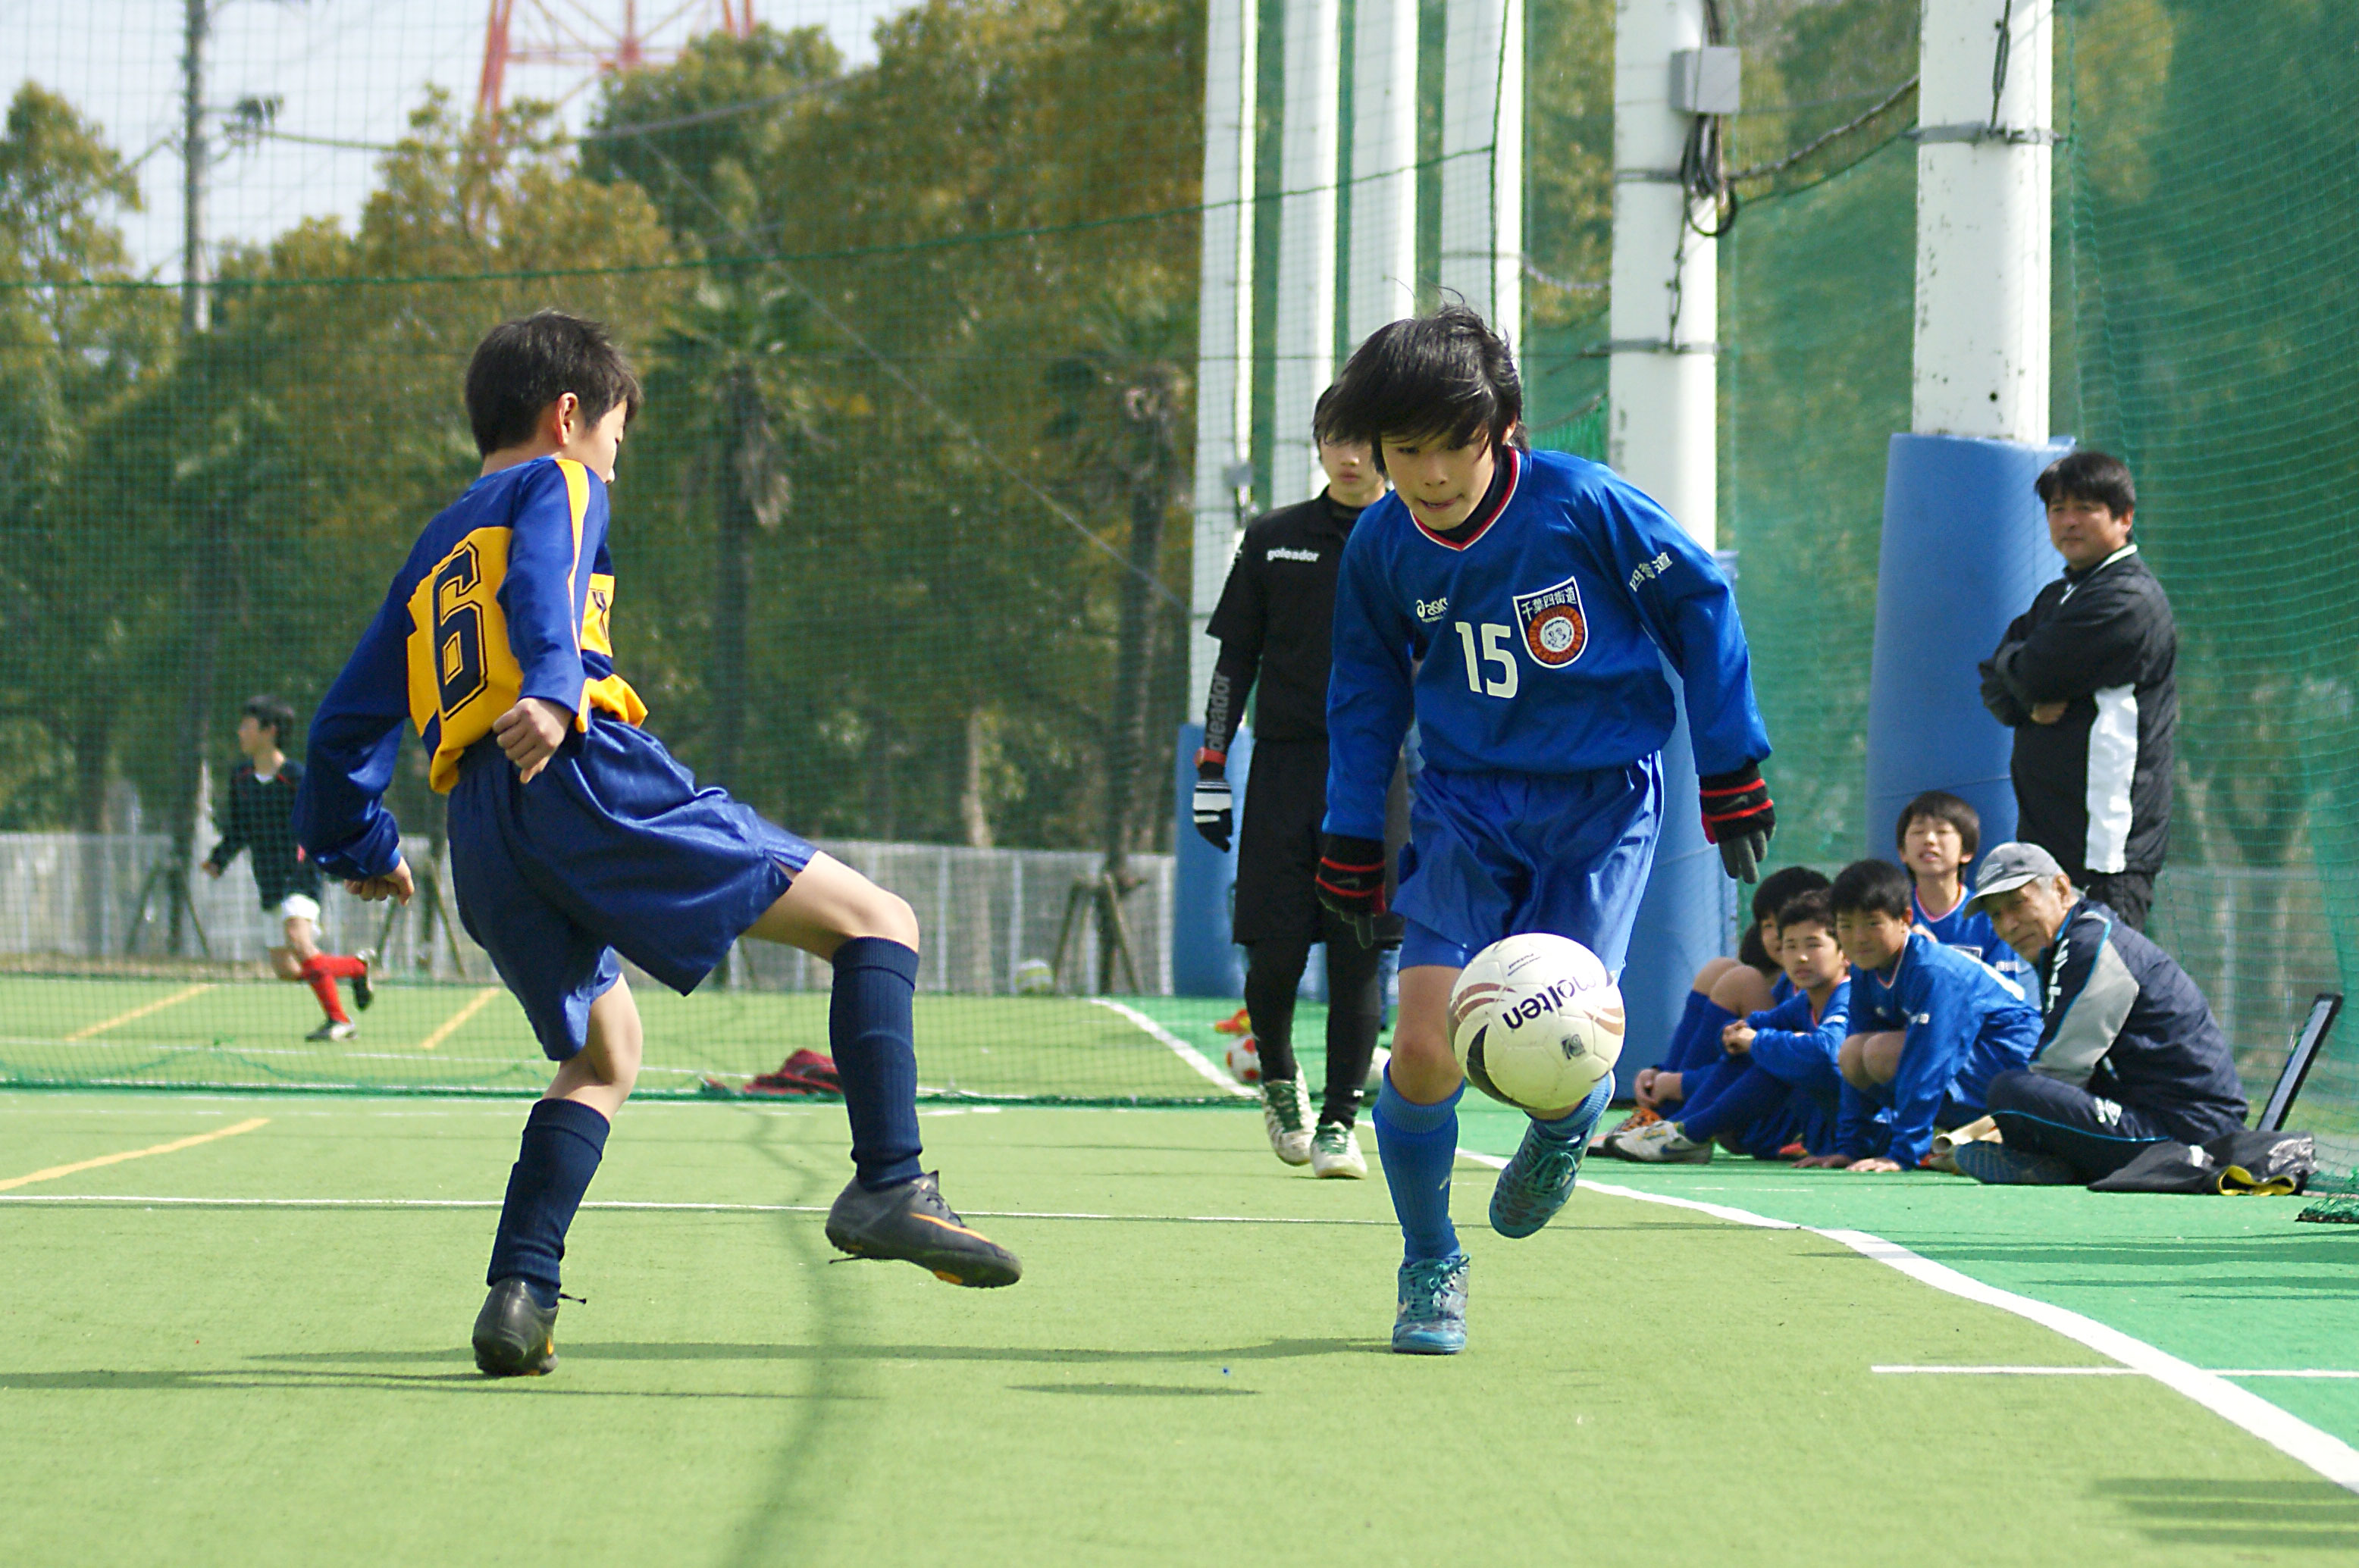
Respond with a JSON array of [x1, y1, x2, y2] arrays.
[[1867, 433, 2070, 870], [1170, 721, 1252, 996], [1618, 676, 1716, 1081]]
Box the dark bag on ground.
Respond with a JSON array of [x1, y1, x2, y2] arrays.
[[2089, 1130, 2317, 1195]]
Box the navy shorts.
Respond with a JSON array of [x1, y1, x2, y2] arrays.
[[448, 718, 814, 1060], [1394, 761, 1662, 974]]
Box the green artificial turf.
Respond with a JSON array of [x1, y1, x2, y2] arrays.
[[0, 976, 1277, 1102], [4, 1094, 2355, 1566]]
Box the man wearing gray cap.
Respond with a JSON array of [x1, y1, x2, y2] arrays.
[[1953, 843, 2247, 1185]]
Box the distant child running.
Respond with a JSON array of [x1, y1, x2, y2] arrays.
[[202, 694, 373, 1041], [297, 311, 1020, 1378]]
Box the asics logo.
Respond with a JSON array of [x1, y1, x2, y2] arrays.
[[1415, 596, 1449, 622]]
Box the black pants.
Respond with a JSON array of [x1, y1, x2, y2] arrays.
[[1245, 928, 1384, 1127], [1985, 1068, 2172, 1181], [2076, 871, 2154, 931]]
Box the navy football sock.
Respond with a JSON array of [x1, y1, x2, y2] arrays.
[[829, 936, 926, 1191], [487, 1097, 612, 1309], [1679, 1062, 1790, 1144], [1373, 1068, 1464, 1264]]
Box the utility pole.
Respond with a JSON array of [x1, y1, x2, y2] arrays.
[[171, 0, 218, 953], [1270, 0, 1342, 505], [181, 0, 210, 336], [1439, 0, 1522, 338]]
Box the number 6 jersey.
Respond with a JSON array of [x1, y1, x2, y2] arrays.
[[296, 455, 647, 879], [1322, 446, 1769, 841]]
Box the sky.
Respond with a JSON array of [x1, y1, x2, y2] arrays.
[[2, 0, 913, 277]]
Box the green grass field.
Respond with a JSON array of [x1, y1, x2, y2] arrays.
[[0, 975, 1277, 1101], [5, 1091, 2357, 1566]]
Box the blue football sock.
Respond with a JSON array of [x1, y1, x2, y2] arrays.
[[1528, 1073, 1615, 1143], [829, 936, 926, 1191], [1374, 1067, 1465, 1265], [1678, 1061, 1790, 1144], [1661, 991, 1713, 1072], [487, 1097, 611, 1309], [1668, 1000, 1739, 1075]]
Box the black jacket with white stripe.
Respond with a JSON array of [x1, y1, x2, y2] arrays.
[[2028, 898, 2245, 1143], [1980, 544, 2176, 877]]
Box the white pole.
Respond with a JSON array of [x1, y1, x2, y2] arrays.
[[1347, 0, 1418, 348], [1606, 0, 1714, 546], [1270, 0, 1343, 506], [1189, 0, 1258, 701], [1913, 0, 2052, 442], [1440, 0, 1522, 342]]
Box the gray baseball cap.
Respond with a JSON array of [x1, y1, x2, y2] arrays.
[[1966, 841, 2066, 915]]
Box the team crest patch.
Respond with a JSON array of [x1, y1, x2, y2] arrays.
[[1512, 575, 1588, 667]]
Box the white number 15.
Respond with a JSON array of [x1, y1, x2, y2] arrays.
[[1454, 622, 1519, 699]]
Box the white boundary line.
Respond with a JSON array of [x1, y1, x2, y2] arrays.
[[0, 1194, 1388, 1224], [1462, 1148, 2359, 1495], [1874, 1365, 2359, 1379], [1087, 998, 1254, 1097]]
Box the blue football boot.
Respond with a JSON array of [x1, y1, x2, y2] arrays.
[[1489, 1073, 1614, 1239], [1393, 1251, 1470, 1354]]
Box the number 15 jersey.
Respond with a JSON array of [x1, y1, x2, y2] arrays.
[[1324, 446, 1769, 840], [298, 457, 648, 878]]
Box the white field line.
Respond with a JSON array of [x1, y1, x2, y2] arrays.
[[1874, 1365, 2359, 1379], [1087, 998, 1254, 1097], [0, 1194, 1390, 1224], [1467, 1148, 2359, 1496]]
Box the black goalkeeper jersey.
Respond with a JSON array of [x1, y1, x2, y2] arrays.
[[205, 759, 324, 907]]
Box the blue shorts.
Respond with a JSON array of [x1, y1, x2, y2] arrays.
[[448, 718, 814, 1060], [1394, 761, 1662, 973]]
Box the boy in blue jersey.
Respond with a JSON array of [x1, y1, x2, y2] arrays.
[[296, 312, 1020, 1376], [1826, 859, 2040, 1172], [1615, 888, 1850, 1163], [1897, 790, 2034, 994], [1311, 308, 1775, 1353]]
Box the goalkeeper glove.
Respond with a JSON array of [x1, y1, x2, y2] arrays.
[[1314, 832, 1388, 949], [1192, 750, 1233, 852], [1700, 762, 1776, 884]]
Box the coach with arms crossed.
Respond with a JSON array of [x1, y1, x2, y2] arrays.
[[1978, 451, 2176, 929], [1952, 842, 2246, 1185]]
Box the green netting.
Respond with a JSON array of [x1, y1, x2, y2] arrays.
[[8, 0, 2359, 1147]]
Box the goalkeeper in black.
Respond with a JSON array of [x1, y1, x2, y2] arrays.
[[1195, 388, 1401, 1177]]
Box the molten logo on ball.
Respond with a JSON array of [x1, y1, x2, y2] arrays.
[[1447, 934, 1623, 1112]]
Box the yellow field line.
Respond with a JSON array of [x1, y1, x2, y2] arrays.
[[418, 987, 503, 1052], [63, 983, 215, 1041], [0, 1117, 269, 1192]]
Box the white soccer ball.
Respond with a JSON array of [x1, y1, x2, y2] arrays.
[[1448, 934, 1624, 1113], [1225, 1036, 1263, 1084], [1013, 958, 1056, 996]]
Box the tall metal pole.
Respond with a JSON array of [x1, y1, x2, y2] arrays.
[[1270, 0, 1342, 505], [1606, 0, 1712, 542], [180, 0, 211, 336], [1913, 0, 2052, 440], [1439, 0, 1521, 340], [1347, 0, 1418, 348], [1188, 0, 1258, 704]]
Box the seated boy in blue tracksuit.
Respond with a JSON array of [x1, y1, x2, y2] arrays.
[[1829, 859, 2041, 1172], [1896, 789, 2035, 997], [296, 311, 1020, 1378], [1613, 887, 1850, 1163]]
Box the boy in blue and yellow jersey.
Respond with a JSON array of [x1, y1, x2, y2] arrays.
[[1310, 307, 1775, 1354], [296, 311, 1019, 1377]]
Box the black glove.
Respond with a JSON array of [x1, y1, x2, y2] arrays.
[[1700, 762, 1775, 884], [1192, 762, 1233, 852], [1314, 832, 1388, 949]]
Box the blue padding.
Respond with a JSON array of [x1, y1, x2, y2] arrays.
[[1170, 721, 1252, 996], [1866, 433, 2072, 869], [1619, 673, 1730, 1078]]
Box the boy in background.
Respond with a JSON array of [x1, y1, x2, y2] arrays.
[[1612, 887, 1850, 1163], [1828, 859, 2040, 1172], [299, 311, 1020, 1378], [202, 694, 373, 1041], [1895, 790, 2033, 994]]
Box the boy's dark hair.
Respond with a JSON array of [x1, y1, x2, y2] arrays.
[[1752, 865, 1831, 926], [241, 693, 296, 745], [465, 310, 643, 457], [1318, 305, 1524, 462], [1830, 858, 1913, 922], [2034, 449, 2135, 517], [1895, 790, 1981, 860], [1775, 887, 1835, 934], [1737, 921, 1775, 976]]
